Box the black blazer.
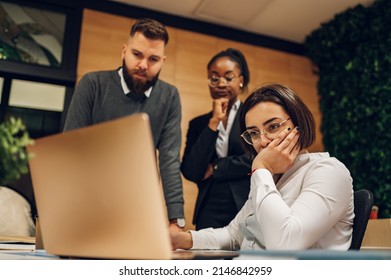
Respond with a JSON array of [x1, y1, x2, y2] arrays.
[[181, 105, 251, 225]]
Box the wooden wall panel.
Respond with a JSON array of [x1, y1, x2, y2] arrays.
[[158, 26, 176, 83], [77, 9, 321, 230], [77, 10, 134, 80]]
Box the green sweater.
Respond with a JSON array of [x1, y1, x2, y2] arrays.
[[64, 70, 184, 219]]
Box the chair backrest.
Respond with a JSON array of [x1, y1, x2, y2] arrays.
[[349, 189, 374, 250]]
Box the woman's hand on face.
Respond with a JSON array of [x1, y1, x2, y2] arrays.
[[209, 98, 229, 130], [212, 97, 229, 119], [252, 127, 300, 174]]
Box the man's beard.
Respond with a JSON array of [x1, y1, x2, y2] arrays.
[[122, 59, 159, 95]]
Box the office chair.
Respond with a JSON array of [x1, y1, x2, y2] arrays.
[[349, 189, 374, 250]]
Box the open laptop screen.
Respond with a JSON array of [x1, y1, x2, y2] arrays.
[[27, 113, 172, 259]]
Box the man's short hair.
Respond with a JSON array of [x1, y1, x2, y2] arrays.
[[130, 18, 169, 45]]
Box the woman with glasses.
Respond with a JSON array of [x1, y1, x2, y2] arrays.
[[181, 48, 252, 230], [173, 83, 354, 250]]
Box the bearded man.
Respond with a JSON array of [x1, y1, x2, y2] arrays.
[[63, 18, 185, 231]]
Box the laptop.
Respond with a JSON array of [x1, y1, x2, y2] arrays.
[[27, 113, 172, 259]]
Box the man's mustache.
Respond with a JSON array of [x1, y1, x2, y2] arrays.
[[130, 67, 146, 76]]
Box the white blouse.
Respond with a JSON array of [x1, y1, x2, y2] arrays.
[[190, 152, 354, 250], [215, 99, 240, 158]]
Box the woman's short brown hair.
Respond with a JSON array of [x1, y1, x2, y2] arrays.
[[239, 83, 316, 157]]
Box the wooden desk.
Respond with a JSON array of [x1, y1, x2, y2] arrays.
[[0, 236, 35, 250]]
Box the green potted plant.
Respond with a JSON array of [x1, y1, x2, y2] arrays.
[[0, 117, 33, 186]]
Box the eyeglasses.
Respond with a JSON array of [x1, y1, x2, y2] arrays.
[[241, 118, 291, 145], [208, 74, 237, 88]]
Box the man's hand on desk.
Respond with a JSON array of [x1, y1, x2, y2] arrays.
[[170, 229, 193, 250]]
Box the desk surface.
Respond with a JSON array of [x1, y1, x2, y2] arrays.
[[1, 249, 391, 260], [237, 249, 391, 260], [1, 236, 391, 260], [173, 249, 239, 260]]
